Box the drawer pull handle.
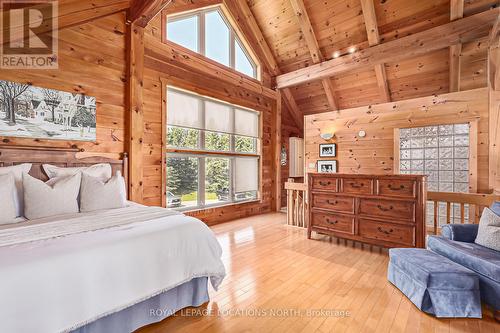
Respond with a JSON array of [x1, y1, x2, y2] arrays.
[[350, 183, 363, 188], [319, 181, 331, 186], [377, 227, 394, 235], [327, 200, 339, 205], [326, 219, 338, 225], [377, 204, 393, 212], [388, 184, 405, 191]]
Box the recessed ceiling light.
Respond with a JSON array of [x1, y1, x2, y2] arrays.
[[332, 51, 340, 58], [349, 46, 356, 54]]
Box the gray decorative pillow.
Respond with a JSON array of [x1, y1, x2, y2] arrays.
[[23, 173, 81, 220], [0, 163, 32, 217], [79, 171, 126, 213], [475, 207, 500, 251], [43, 163, 112, 182], [0, 173, 18, 225]]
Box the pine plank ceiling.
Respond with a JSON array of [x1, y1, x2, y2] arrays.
[[247, 0, 498, 116]]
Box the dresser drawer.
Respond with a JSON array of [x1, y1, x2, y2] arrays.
[[341, 178, 373, 195], [311, 212, 354, 234], [378, 179, 416, 198], [311, 177, 338, 191], [359, 198, 415, 222], [359, 219, 415, 246], [312, 194, 354, 214]]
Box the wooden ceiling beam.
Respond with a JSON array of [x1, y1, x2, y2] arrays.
[[449, 0, 464, 93], [360, 0, 391, 103], [289, 0, 338, 111], [225, 0, 303, 128], [276, 8, 499, 89], [128, 0, 173, 28]]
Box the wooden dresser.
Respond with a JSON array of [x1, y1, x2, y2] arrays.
[[308, 174, 427, 248]]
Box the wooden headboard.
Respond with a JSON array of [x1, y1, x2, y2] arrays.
[[0, 145, 128, 187]]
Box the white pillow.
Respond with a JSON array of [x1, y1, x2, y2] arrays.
[[0, 163, 31, 217], [0, 173, 18, 224], [23, 173, 81, 220], [475, 207, 500, 251], [80, 171, 126, 213], [43, 163, 112, 182]]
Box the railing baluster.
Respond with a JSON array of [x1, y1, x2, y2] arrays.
[[433, 201, 438, 235], [460, 203, 465, 224], [446, 202, 451, 224]]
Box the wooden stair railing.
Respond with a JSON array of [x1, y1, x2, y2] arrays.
[[427, 191, 500, 235], [284, 181, 307, 228]]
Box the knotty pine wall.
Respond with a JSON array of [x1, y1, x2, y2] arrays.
[[304, 88, 492, 193], [0, 13, 127, 157]]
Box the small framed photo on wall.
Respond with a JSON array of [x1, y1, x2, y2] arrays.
[[319, 143, 336, 157], [317, 160, 337, 173]]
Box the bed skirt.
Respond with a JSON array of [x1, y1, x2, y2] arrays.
[[71, 277, 209, 333]]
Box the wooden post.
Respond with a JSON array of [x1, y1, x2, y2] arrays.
[[488, 25, 500, 194], [274, 93, 282, 212], [127, 22, 145, 203]]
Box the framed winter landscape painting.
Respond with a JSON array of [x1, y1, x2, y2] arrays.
[[0, 80, 96, 141]]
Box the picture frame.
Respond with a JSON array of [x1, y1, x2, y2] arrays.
[[317, 160, 337, 173], [319, 143, 336, 157], [0, 80, 96, 141]]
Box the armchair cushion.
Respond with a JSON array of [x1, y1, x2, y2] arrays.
[[441, 224, 478, 243], [427, 236, 500, 284], [491, 201, 500, 217]]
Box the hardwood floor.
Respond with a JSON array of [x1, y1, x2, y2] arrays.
[[138, 213, 500, 333]]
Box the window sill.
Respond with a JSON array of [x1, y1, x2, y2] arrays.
[[173, 199, 261, 213]]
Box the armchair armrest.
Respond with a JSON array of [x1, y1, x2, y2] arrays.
[[440, 224, 478, 243]]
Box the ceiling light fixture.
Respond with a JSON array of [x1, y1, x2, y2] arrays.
[[349, 46, 356, 54], [332, 51, 340, 58]]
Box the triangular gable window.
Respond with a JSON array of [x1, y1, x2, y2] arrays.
[[166, 6, 259, 79]]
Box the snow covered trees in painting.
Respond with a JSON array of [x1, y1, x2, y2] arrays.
[[0, 80, 96, 141]]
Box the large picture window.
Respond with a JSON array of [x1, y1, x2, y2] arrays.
[[166, 87, 260, 211], [166, 7, 258, 79]]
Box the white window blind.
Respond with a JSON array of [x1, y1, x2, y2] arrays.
[[205, 100, 232, 133], [167, 90, 202, 129], [234, 158, 259, 193], [234, 108, 259, 138]]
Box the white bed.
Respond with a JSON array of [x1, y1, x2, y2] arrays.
[[0, 204, 226, 333]]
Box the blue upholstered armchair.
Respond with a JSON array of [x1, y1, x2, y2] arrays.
[[427, 202, 500, 320]]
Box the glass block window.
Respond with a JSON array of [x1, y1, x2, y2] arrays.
[[399, 124, 470, 225]]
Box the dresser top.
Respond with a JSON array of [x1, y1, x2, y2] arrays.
[[309, 173, 427, 180]]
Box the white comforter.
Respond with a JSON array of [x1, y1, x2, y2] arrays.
[[0, 205, 226, 333]]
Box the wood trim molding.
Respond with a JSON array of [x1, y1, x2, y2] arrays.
[[276, 8, 500, 89], [127, 23, 145, 203]]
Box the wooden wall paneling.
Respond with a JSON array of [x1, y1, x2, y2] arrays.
[[489, 24, 500, 193], [360, 0, 391, 103], [0, 13, 127, 158], [127, 23, 145, 203], [276, 9, 499, 88], [1, 0, 131, 47], [304, 88, 491, 193], [449, 0, 464, 92]]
